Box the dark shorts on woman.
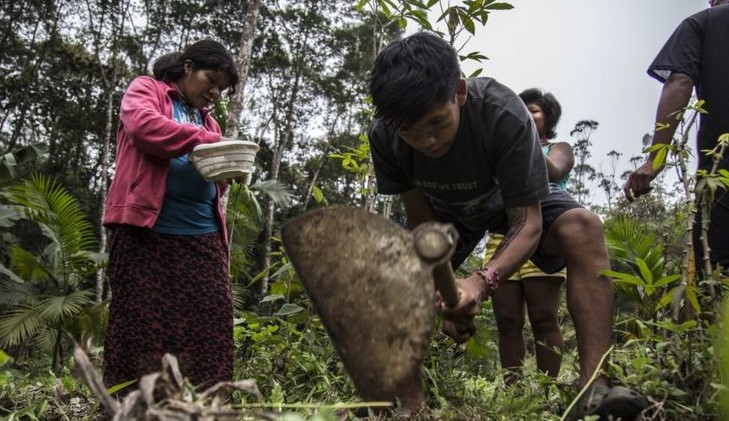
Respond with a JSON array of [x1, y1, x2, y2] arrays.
[[103, 225, 233, 392], [448, 189, 583, 273]]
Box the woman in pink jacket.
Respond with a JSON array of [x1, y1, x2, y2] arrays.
[[102, 39, 239, 392]]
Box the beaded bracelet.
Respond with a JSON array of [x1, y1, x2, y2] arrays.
[[474, 267, 501, 296]]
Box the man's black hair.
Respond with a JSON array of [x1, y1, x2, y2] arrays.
[[519, 88, 562, 139], [369, 31, 461, 130]]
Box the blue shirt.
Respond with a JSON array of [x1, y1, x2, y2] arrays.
[[542, 143, 569, 192], [152, 100, 220, 234]]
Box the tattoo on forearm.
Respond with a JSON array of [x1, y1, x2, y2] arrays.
[[492, 207, 527, 261]]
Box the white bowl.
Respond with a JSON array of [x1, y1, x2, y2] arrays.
[[189, 140, 260, 183]]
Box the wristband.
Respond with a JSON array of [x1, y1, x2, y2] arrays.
[[474, 267, 500, 296]]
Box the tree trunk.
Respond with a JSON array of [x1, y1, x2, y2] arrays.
[[224, 0, 261, 139], [261, 73, 301, 294], [301, 112, 343, 212], [96, 81, 115, 303], [52, 327, 63, 376], [85, 0, 129, 302]]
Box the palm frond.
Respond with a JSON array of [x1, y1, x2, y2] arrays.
[[0, 304, 43, 347], [2, 174, 99, 285], [38, 289, 95, 324], [604, 215, 665, 275], [65, 300, 109, 347], [251, 179, 294, 208], [0, 265, 41, 307], [33, 326, 60, 356], [0, 205, 23, 228], [9, 246, 54, 285], [0, 262, 27, 284], [227, 184, 267, 280], [229, 183, 263, 222]]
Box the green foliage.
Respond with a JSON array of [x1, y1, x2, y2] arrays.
[[0, 353, 102, 421], [0, 1, 723, 420], [328, 134, 372, 197], [603, 215, 683, 315], [607, 317, 720, 419], [357, 0, 511, 71], [720, 299, 729, 419], [0, 144, 48, 184], [234, 267, 358, 405], [695, 133, 729, 204], [0, 174, 106, 373]]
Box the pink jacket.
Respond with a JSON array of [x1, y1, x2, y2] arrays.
[[103, 76, 229, 245]]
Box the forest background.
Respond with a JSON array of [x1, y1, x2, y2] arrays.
[[0, 0, 727, 420]]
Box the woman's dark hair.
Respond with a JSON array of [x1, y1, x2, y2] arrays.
[[369, 31, 461, 130], [152, 39, 240, 94], [519, 88, 562, 139]]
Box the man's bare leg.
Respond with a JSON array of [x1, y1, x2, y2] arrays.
[[541, 208, 613, 388]]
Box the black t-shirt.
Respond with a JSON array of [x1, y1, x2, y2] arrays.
[[648, 4, 729, 171], [369, 77, 549, 233]]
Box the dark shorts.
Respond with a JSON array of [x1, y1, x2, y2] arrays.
[[693, 192, 729, 274], [447, 189, 583, 274]]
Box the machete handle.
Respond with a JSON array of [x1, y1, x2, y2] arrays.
[[431, 261, 459, 307], [412, 223, 460, 307]]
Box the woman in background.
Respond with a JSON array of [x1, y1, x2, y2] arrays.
[[102, 39, 239, 392], [484, 88, 573, 383]]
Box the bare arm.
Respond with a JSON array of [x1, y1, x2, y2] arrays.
[[545, 142, 574, 182], [624, 71, 694, 201], [400, 188, 437, 228], [401, 189, 542, 282], [482, 203, 542, 283], [438, 202, 542, 344], [440, 201, 541, 319]]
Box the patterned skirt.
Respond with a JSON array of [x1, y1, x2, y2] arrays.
[[102, 225, 233, 392]]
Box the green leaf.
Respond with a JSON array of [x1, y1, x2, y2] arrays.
[[693, 99, 707, 113], [0, 264, 26, 284], [250, 179, 293, 208], [485, 2, 514, 10], [275, 303, 304, 317], [0, 349, 10, 366], [685, 284, 701, 314], [635, 258, 654, 285], [467, 0, 484, 13], [461, 13, 475, 34], [447, 8, 459, 32], [379, 0, 392, 18], [107, 379, 138, 395], [0, 153, 17, 182], [653, 274, 681, 288], [0, 305, 43, 347], [260, 294, 285, 304], [652, 147, 667, 171], [409, 10, 431, 29], [38, 290, 93, 323], [657, 286, 679, 310], [11, 143, 48, 166], [311, 185, 325, 204], [602, 269, 644, 286], [468, 68, 484, 77]]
